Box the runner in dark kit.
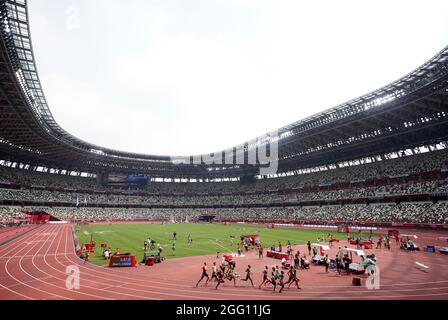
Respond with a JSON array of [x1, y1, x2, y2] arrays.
[[240, 265, 254, 287], [215, 269, 225, 289], [287, 267, 301, 289], [284, 266, 294, 286], [210, 262, 218, 282], [277, 271, 285, 293], [227, 265, 237, 287], [269, 267, 277, 291], [258, 266, 269, 289]]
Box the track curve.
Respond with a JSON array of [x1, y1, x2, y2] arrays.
[[0, 224, 447, 300]]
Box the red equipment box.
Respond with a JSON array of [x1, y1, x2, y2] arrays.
[[352, 277, 361, 286], [362, 242, 372, 249], [84, 243, 95, 253], [388, 229, 400, 238], [267, 251, 289, 260], [146, 257, 155, 266], [241, 235, 260, 246]]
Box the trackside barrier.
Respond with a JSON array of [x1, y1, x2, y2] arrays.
[[304, 225, 378, 231], [69, 219, 447, 231]]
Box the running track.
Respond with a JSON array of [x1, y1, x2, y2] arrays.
[[0, 224, 447, 300]]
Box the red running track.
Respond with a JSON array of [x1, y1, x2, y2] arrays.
[[0, 224, 447, 300], [0, 225, 38, 244]]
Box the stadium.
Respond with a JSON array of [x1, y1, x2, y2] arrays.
[[1, 0, 448, 302]]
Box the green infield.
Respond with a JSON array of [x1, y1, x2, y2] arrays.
[[75, 223, 374, 265]]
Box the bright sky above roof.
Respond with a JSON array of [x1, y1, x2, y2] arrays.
[[28, 0, 448, 156]]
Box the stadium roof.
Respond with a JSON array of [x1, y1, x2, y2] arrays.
[[1, 0, 448, 179]]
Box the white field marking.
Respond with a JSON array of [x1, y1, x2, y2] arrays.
[[1, 275, 54, 290], [415, 262, 429, 268], [0, 253, 67, 260], [194, 233, 237, 241], [45, 226, 119, 300], [210, 239, 234, 253], [102, 283, 127, 291], [83, 231, 90, 235], [168, 246, 210, 253], [23, 240, 48, 245], [415, 262, 429, 272], [183, 231, 234, 237], [96, 231, 115, 235]]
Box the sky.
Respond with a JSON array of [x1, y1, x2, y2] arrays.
[[28, 0, 448, 157]]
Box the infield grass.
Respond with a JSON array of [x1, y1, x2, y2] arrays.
[[75, 223, 373, 266]]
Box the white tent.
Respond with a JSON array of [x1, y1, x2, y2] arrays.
[[340, 248, 366, 256], [401, 234, 418, 239], [312, 244, 330, 250]]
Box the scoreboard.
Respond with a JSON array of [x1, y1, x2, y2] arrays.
[[337, 226, 350, 234], [107, 174, 148, 189], [109, 254, 137, 268]]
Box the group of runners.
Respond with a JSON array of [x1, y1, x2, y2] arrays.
[[196, 260, 301, 293], [194, 232, 379, 291], [196, 261, 238, 289]]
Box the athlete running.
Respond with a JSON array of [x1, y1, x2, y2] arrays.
[[258, 266, 270, 289], [195, 262, 210, 288], [241, 265, 254, 287]]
